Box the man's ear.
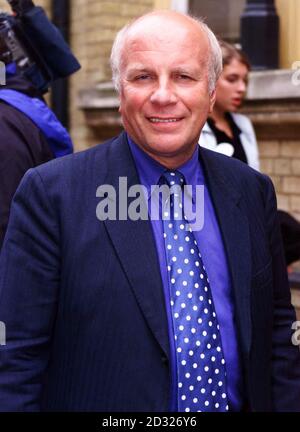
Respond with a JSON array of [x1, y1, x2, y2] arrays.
[[209, 89, 216, 114]]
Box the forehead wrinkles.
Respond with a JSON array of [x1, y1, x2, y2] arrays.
[[121, 27, 209, 72]]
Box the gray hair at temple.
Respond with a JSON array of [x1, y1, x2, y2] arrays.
[[110, 12, 223, 96]]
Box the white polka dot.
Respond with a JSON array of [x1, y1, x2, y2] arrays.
[[168, 223, 173, 229], [200, 274, 204, 279], [218, 381, 223, 387], [177, 269, 182, 274], [211, 356, 216, 362], [188, 293, 193, 299], [184, 258, 189, 264], [170, 300, 174, 306], [191, 328, 196, 334], [221, 359, 225, 365], [204, 366, 209, 372], [196, 341, 201, 346], [217, 347, 221, 352], [184, 337, 189, 343], [167, 245, 172, 250], [198, 318, 202, 324], [174, 313, 179, 318], [193, 398, 198, 403], [202, 330, 207, 336], [182, 281, 187, 286], [204, 308, 208, 314], [189, 385, 194, 391], [212, 391, 216, 396], [215, 369, 220, 375], [181, 360, 186, 365], [195, 261, 200, 267], [171, 278, 176, 284], [197, 376, 202, 381], [201, 388, 205, 394], [181, 303, 186, 309], [190, 249, 195, 254], [185, 236, 190, 242], [226, 405, 229, 411], [172, 257, 177, 262], [189, 350, 194, 356], [185, 408, 190, 412], [193, 363, 198, 368], [200, 353, 205, 359], [163, 233, 167, 238], [179, 246, 184, 252], [186, 315, 191, 321], [181, 395, 186, 400], [194, 283, 199, 288], [208, 378, 212, 384], [177, 347, 182, 353], [185, 373, 190, 378], [176, 290, 180, 296], [208, 321, 213, 327], [215, 403, 219, 409], [193, 305, 198, 311], [178, 382, 183, 388], [205, 401, 209, 407], [164, 212, 169, 217], [173, 234, 178, 240], [179, 325, 184, 331], [199, 296, 203, 301], [189, 271, 194, 276], [180, 224, 184, 230], [222, 393, 227, 399]]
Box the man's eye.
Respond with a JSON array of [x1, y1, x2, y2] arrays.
[[179, 75, 191, 80], [136, 75, 150, 81]]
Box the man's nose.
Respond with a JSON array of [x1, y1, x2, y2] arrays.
[[150, 79, 177, 105]]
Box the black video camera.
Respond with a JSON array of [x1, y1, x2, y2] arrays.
[[0, 0, 80, 92]]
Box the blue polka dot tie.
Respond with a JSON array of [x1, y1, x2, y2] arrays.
[[161, 170, 229, 412]]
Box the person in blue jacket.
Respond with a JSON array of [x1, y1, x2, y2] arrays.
[[0, 0, 80, 247]]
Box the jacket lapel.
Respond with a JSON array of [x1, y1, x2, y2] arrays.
[[102, 133, 170, 358], [200, 149, 252, 358]]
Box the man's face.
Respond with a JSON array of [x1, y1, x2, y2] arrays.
[[118, 14, 216, 169]]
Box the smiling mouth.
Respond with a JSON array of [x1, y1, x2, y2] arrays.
[[148, 117, 182, 123]]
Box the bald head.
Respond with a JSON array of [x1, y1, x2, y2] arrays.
[[110, 10, 222, 95]]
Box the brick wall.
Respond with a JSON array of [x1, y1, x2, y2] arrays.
[[260, 140, 300, 222]]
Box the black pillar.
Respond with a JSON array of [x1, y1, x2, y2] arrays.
[[241, 0, 279, 70], [51, 0, 70, 128]]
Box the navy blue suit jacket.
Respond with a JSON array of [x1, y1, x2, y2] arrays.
[[0, 132, 300, 411]]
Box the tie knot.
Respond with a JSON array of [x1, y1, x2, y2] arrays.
[[162, 170, 185, 188]]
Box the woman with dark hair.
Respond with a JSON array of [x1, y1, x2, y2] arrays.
[[199, 41, 259, 170], [199, 41, 300, 266]]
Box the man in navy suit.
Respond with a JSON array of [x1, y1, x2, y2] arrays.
[[0, 10, 300, 412]]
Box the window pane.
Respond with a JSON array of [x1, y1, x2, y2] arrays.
[[189, 0, 246, 42]]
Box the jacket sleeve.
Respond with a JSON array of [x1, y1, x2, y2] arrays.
[[0, 168, 60, 411], [263, 175, 300, 410], [0, 104, 53, 248]]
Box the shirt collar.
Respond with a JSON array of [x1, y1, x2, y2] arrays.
[[127, 134, 200, 199]]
